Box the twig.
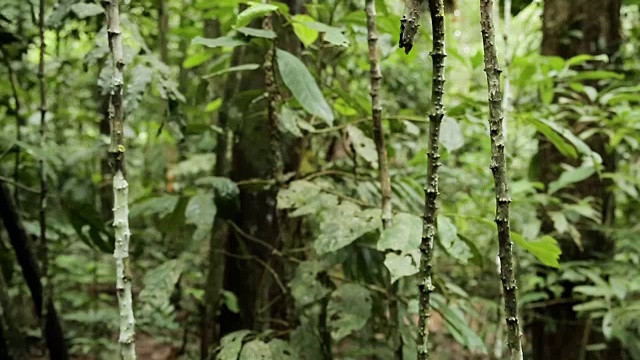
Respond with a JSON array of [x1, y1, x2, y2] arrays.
[[478, 0, 523, 359], [0, 175, 40, 194], [418, 1, 446, 359]]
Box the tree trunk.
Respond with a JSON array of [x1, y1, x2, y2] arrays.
[[531, 1, 621, 359], [220, 0, 304, 335], [0, 181, 68, 359]]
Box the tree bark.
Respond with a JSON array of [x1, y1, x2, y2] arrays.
[[0, 181, 68, 359], [532, 1, 621, 359]]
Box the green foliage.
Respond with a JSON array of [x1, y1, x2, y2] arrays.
[[327, 284, 372, 340]]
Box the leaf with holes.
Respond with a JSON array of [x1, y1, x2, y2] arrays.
[[218, 330, 251, 360], [347, 125, 378, 168]]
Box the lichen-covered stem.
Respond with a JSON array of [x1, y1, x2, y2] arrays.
[[263, 13, 284, 184], [418, 1, 446, 359], [478, 1, 523, 359], [365, 1, 399, 357], [113, 171, 136, 360], [105, 0, 136, 358]]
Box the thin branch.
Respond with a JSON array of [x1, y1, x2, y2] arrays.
[[37, 0, 50, 344], [366, 1, 401, 358], [0, 175, 40, 194], [104, 0, 137, 358], [418, 1, 446, 359], [479, 1, 523, 359]]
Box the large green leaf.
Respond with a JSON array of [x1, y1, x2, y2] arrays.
[[268, 339, 299, 359], [71, 3, 104, 18], [440, 117, 464, 152], [236, 27, 276, 39], [511, 233, 561, 268], [235, 3, 279, 28], [314, 203, 380, 255], [289, 260, 330, 308], [239, 340, 273, 360], [218, 330, 252, 360], [437, 215, 472, 264], [291, 15, 319, 46], [185, 193, 216, 241], [276, 49, 334, 125], [548, 164, 596, 194], [377, 213, 421, 283], [327, 284, 372, 340]]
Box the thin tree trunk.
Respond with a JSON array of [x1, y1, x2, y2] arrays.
[[0, 182, 68, 359], [0, 266, 27, 360], [418, 1, 446, 359], [0, 51, 25, 207], [364, 1, 401, 358], [478, 1, 523, 359], [157, 0, 169, 64], [104, 0, 136, 358], [37, 0, 49, 343]]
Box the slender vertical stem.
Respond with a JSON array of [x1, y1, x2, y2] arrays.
[[365, 1, 401, 358], [104, 0, 136, 358], [502, 0, 511, 141], [478, 1, 523, 359], [37, 0, 50, 348], [0, 50, 24, 206], [418, 1, 446, 359], [263, 13, 284, 184]]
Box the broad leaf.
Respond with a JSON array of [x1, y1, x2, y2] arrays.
[[276, 49, 334, 125], [183, 51, 214, 69], [327, 284, 372, 340], [314, 203, 381, 255], [347, 125, 378, 167], [292, 15, 319, 46], [185, 193, 216, 241], [239, 340, 273, 360], [440, 117, 464, 152], [437, 215, 471, 264], [378, 213, 422, 283], [548, 165, 596, 194], [218, 330, 252, 360], [289, 260, 330, 307], [71, 3, 104, 18], [511, 233, 561, 268], [268, 339, 299, 360], [236, 3, 279, 28]]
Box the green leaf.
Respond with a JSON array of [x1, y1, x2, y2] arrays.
[[139, 259, 185, 317], [185, 193, 216, 241], [203, 64, 261, 79], [570, 70, 623, 81], [71, 3, 104, 18], [292, 15, 319, 46], [236, 27, 277, 39], [346, 125, 378, 167], [303, 21, 350, 47], [218, 330, 252, 360], [268, 339, 299, 360], [183, 51, 214, 69], [327, 284, 372, 340], [280, 105, 303, 137], [222, 290, 240, 313], [527, 118, 578, 159], [236, 3, 279, 28], [511, 233, 561, 268], [239, 340, 273, 360], [437, 215, 471, 264], [440, 117, 464, 152], [548, 165, 596, 194], [277, 180, 320, 210], [377, 213, 421, 252], [192, 35, 247, 48], [432, 294, 487, 354], [205, 98, 223, 112], [130, 195, 179, 219], [290, 323, 324, 360], [314, 203, 381, 255], [289, 260, 330, 307], [383, 252, 420, 283], [536, 118, 602, 165], [276, 48, 334, 125]]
